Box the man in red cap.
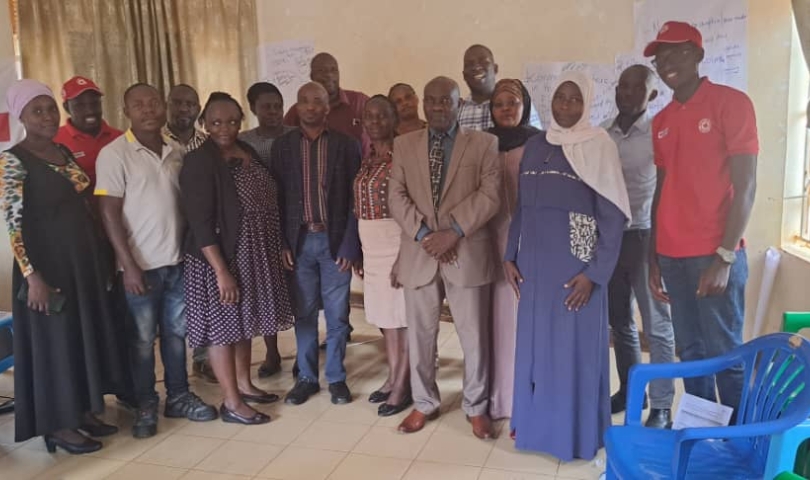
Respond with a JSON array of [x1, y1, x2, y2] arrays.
[[645, 21, 758, 414], [54, 76, 123, 187]]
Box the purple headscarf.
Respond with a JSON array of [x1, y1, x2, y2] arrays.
[[6, 79, 55, 119]]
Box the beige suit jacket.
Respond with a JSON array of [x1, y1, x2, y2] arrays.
[[389, 127, 502, 289]]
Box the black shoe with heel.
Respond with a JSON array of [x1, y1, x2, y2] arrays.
[[43, 433, 102, 454], [79, 422, 118, 437], [219, 404, 271, 425], [377, 395, 413, 417], [368, 390, 391, 404]]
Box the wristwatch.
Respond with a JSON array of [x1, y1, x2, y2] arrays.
[[715, 247, 737, 264]]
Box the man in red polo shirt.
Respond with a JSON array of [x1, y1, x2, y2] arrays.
[[54, 76, 123, 187], [646, 22, 758, 413]]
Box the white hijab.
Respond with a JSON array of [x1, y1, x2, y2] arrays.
[[546, 70, 631, 225]]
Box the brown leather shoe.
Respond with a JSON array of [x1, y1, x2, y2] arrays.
[[397, 409, 439, 434], [468, 414, 495, 440]]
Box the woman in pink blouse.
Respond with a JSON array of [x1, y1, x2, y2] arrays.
[[354, 95, 410, 416], [487, 79, 541, 420]]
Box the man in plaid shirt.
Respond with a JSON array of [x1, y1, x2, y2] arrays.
[[458, 44, 542, 131]]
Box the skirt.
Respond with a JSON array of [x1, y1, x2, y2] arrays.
[[359, 218, 407, 329]]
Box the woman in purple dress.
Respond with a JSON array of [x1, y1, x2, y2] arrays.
[[503, 71, 630, 461], [181, 93, 294, 425]]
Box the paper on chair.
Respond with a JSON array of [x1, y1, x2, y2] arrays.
[[672, 393, 734, 429]]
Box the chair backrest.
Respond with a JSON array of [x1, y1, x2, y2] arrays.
[[735, 333, 810, 470]]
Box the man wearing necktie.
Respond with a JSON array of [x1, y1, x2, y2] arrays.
[[388, 76, 502, 439]]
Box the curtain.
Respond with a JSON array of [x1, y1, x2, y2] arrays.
[[18, 0, 257, 130]]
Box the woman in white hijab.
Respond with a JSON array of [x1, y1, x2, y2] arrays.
[[503, 70, 630, 461]]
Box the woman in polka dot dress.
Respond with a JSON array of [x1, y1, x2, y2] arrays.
[[180, 92, 294, 425]]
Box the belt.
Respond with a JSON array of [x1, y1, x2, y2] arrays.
[[303, 223, 327, 233]]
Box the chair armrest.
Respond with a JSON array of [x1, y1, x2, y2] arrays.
[[624, 356, 743, 426]]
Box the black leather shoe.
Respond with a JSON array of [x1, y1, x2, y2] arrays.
[[220, 404, 271, 425], [645, 408, 672, 429], [329, 381, 352, 405], [44, 432, 102, 454], [610, 391, 648, 414], [285, 380, 321, 405], [378, 395, 413, 417], [368, 390, 391, 404]]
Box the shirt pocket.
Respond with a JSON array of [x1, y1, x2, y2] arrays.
[[569, 212, 597, 262]]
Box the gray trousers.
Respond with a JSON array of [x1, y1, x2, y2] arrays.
[[608, 229, 676, 409], [405, 271, 491, 416]]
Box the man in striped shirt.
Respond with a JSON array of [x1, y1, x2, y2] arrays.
[[271, 82, 362, 406]]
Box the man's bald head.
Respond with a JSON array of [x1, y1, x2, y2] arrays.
[[423, 76, 461, 132], [310, 52, 340, 98], [620, 64, 657, 91], [615, 64, 659, 117], [296, 81, 330, 128]]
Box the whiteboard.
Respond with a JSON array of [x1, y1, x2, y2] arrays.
[[524, 0, 748, 125], [256, 40, 315, 111], [633, 0, 748, 92]]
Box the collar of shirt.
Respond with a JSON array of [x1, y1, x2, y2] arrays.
[[429, 123, 458, 141], [64, 119, 117, 140], [300, 126, 330, 142], [462, 95, 489, 107], [605, 111, 653, 138], [162, 125, 207, 146], [125, 129, 175, 159], [336, 89, 351, 107], [673, 77, 712, 106]]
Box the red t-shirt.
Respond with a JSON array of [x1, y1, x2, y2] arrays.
[[653, 79, 759, 258], [54, 120, 124, 187]]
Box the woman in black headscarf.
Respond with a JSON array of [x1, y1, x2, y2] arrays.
[[486, 79, 540, 421]]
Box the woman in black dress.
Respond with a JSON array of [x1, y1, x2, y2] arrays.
[[181, 93, 294, 425], [0, 79, 131, 453]]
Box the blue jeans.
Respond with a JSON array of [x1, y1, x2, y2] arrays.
[[659, 250, 748, 410], [609, 229, 675, 409], [293, 232, 352, 384], [123, 264, 189, 405]]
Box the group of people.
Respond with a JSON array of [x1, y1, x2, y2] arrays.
[[1, 20, 758, 463]]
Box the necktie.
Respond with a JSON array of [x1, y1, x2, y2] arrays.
[[429, 133, 445, 209]]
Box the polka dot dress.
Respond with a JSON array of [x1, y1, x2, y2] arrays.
[[185, 158, 295, 348]]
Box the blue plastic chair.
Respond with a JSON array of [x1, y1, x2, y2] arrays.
[[605, 332, 810, 480]]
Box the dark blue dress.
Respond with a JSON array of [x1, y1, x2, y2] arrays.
[[505, 133, 625, 461]]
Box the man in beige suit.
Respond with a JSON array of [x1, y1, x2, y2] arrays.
[[389, 76, 501, 439]]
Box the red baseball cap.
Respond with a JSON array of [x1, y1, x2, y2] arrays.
[[643, 21, 703, 57], [61, 76, 103, 101]]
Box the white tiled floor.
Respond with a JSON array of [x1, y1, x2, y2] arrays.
[[0, 309, 678, 480]]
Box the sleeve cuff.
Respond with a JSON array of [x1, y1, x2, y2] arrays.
[[451, 220, 465, 238], [416, 224, 432, 242], [94, 188, 123, 197]]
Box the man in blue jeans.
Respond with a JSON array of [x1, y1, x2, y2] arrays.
[[271, 82, 362, 406], [645, 22, 758, 412], [96, 83, 217, 438], [603, 65, 676, 428]]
